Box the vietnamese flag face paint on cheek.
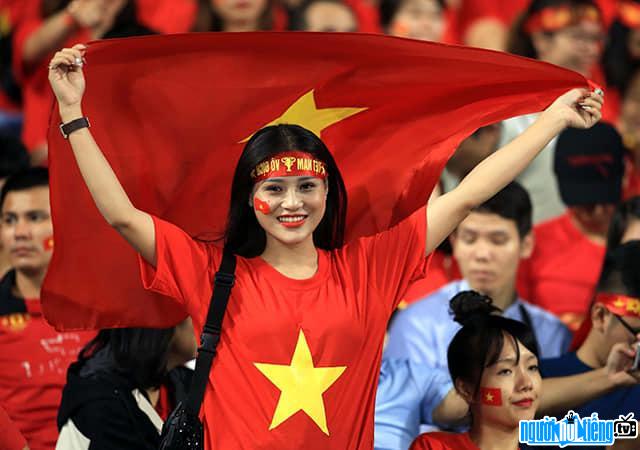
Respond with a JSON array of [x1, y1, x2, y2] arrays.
[[43, 236, 54, 251], [254, 196, 271, 215], [480, 387, 503, 406]]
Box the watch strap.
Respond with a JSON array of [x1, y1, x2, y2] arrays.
[[59, 117, 90, 139]]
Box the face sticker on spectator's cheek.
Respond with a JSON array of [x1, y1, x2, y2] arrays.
[[480, 387, 503, 406], [43, 236, 54, 251], [254, 196, 272, 215]]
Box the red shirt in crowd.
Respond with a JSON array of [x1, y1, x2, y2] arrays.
[[138, 209, 427, 449], [517, 213, 605, 330], [0, 272, 93, 450], [410, 432, 490, 449], [0, 405, 27, 450], [0, 0, 26, 113], [11, 0, 91, 152]]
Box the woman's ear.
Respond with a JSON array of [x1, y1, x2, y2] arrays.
[[454, 378, 474, 405]]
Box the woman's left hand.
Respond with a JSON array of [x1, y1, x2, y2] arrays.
[[543, 88, 603, 130]]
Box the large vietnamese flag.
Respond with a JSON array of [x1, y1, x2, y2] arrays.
[[43, 32, 586, 330]]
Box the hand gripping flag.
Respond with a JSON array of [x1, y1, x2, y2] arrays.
[[43, 32, 588, 330]]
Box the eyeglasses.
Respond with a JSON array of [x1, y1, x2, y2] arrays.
[[614, 314, 640, 337]]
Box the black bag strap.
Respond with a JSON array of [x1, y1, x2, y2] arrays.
[[185, 247, 236, 416]]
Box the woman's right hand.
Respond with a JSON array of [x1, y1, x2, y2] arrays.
[[48, 44, 87, 111]]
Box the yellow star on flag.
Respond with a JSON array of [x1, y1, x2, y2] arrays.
[[614, 298, 626, 308], [241, 89, 367, 142], [254, 330, 346, 435], [486, 393, 494, 402]]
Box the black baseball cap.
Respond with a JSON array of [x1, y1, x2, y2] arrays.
[[554, 122, 625, 206]]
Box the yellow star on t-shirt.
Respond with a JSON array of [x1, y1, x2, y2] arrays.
[[241, 89, 367, 141], [254, 330, 347, 435]]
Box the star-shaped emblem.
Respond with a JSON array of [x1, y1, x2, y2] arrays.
[[254, 330, 346, 435], [241, 89, 367, 142]]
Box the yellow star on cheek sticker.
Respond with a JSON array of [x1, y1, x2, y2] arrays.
[[486, 393, 493, 402], [241, 89, 367, 142], [254, 330, 347, 435]]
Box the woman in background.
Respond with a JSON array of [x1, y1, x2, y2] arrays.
[[56, 318, 196, 450]]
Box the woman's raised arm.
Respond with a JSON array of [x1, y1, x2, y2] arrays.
[[48, 44, 157, 266], [424, 88, 603, 255]]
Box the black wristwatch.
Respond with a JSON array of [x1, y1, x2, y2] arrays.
[[59, 117, 90, 139]]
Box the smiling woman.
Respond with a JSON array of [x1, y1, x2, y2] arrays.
[[47, 41, 602, 449], [410, 291, 541, 450]]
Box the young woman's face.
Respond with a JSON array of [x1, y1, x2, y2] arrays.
[[389, 0, 444, 42], [210, 0, 267, 27], [534, 20, 604, 76], [252, 176, 327, 247], [472, 336, 541, 430]]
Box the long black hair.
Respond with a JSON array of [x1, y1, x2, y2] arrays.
[[507, 0, 601, 58], [224, 124, 347, 257], [447, 291, 538, 400], [607, 196, 640, 249], [78, 327, 175, 390]]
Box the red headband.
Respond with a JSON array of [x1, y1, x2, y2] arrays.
[[619, 1, 640, 28], [250, 151, 327, 183], [524, 5, 602, 34], [570, 293, 640, 350]]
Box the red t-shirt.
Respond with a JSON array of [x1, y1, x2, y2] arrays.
[[401, 250, 461, 305], [0, 405, 27, 450], [138, 209, 427, 449], [12, 0, 91, 152], [410, 432, 481, 450], [0, 299, 92, 450], [517, 213, 605, 330]]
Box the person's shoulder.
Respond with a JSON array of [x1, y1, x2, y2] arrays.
[[533, 213, 569, 236], [520, 300, 568, 329], [539, 352, 582, 377], [406, 280, 463, 315]]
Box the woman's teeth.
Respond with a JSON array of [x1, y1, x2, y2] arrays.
[[278, 216, 306, 222]]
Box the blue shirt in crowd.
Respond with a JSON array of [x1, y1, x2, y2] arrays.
[[374, 359, 452, 450], [385, 280, 573, 368]]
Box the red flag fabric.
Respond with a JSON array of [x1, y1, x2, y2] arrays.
[[43, 32, 587, 330]]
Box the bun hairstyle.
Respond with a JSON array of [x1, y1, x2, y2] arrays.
[[447, 291, 538, 401], [450, 291, 501, 326]]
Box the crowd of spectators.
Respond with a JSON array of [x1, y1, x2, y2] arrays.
[[1, 0, 640, 449]]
